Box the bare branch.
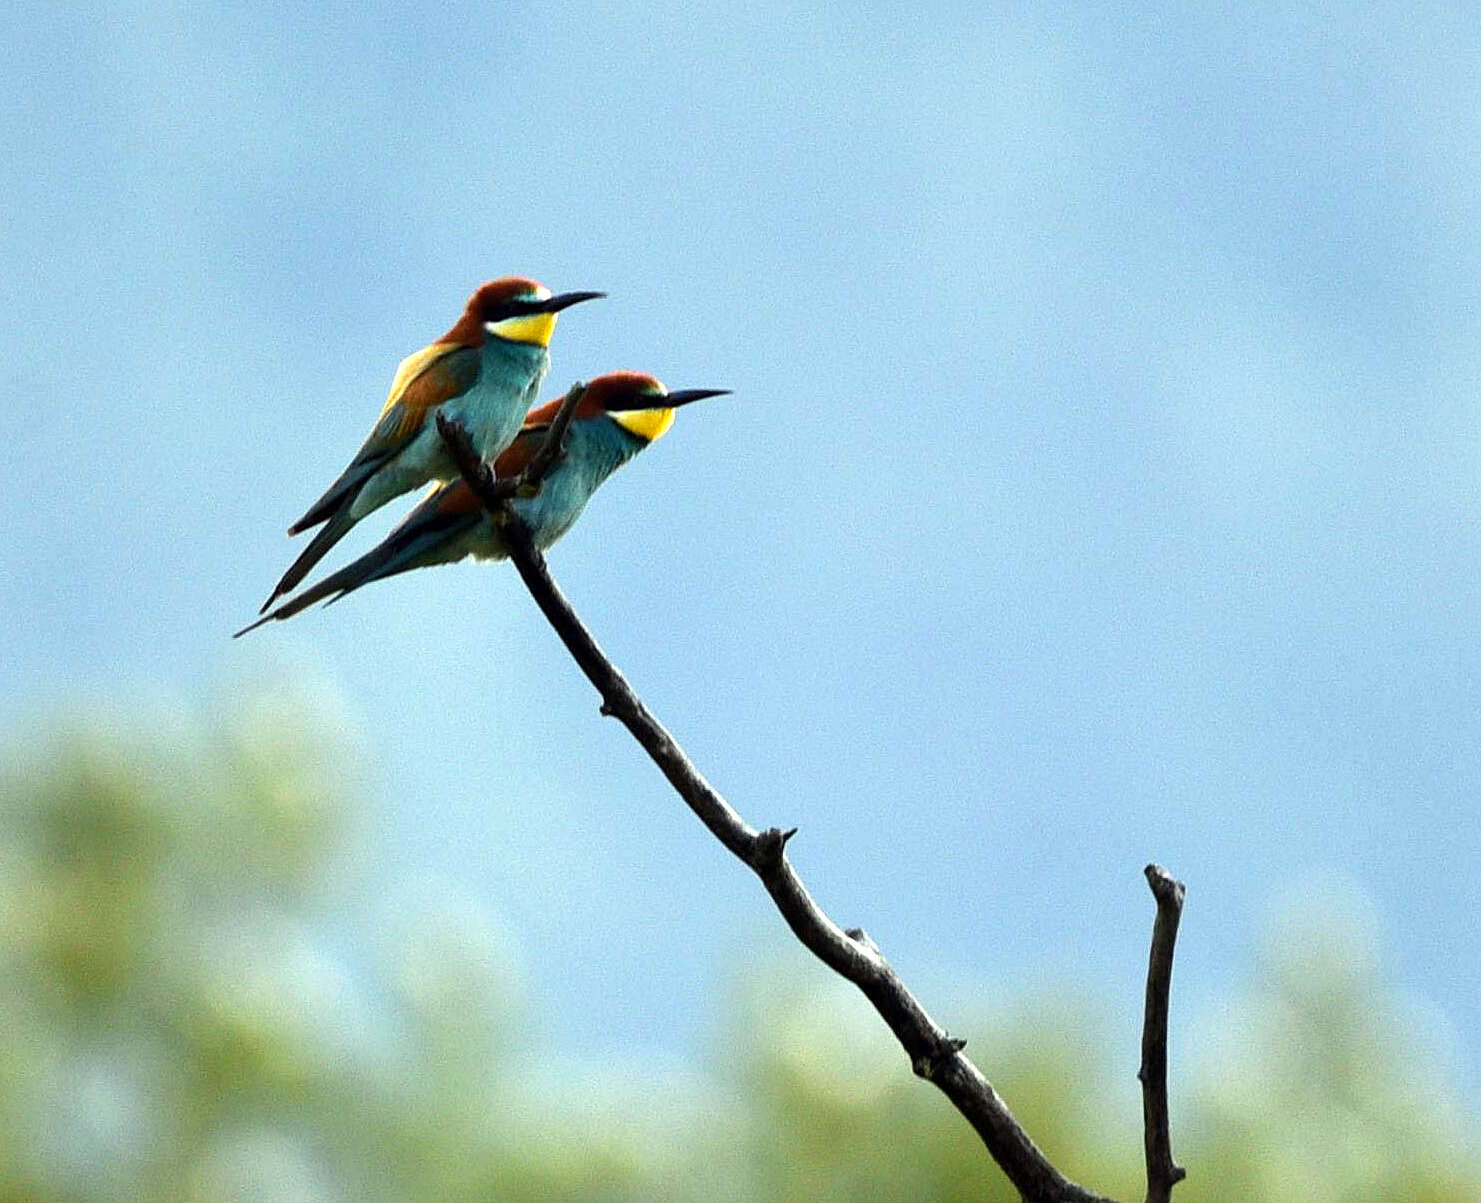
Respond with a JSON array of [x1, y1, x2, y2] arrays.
[[1139, 864, 1187, 1203], [436, 413, 1182, 1203], [517, 379, 587, 489]]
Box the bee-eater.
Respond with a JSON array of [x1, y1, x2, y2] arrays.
[[235, 373, 727, 636], [259, 277, 604, 612]]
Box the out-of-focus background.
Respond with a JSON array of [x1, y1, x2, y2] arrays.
[[4, 3, 1480, 1199]]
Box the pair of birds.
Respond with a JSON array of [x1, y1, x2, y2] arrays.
[[237, 277, 727, 637]]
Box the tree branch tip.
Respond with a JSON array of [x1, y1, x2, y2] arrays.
[[1143, 863, 1186, 906]]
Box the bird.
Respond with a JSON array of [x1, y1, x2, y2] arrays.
[[258, 277, 604, 612], [234, 373, 728, 636]]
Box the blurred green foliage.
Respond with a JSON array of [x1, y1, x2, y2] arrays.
[[1, 691, 1477, 1202]]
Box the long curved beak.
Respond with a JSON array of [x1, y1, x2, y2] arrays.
[[664, 388, 731, 408], [537, 290, 606, 313]]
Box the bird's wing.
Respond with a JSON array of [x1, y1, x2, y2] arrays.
[[287, 342, 481, 534], [383, 478, 485, 540], [363, 340, 483, 458]]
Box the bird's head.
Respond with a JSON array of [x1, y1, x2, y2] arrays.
[[579, 372, 730, 443], [450, 277, 604, 347]]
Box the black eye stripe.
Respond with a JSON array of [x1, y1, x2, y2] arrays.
[[603, 392, 665, 412], [483, 298, 548, 321]]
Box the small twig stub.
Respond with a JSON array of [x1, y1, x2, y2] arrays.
[[1140, 864, 1187, 1203]]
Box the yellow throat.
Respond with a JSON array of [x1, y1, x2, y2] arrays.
[[611, 407, 676, 442], [486, 310, 558, 347]]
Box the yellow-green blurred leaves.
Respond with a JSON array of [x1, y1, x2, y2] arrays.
[[1178, 883, 1481, 1203], [727, 972, 1130, 1203], [0, 695, 1477, 1202], [209, 678, 357, 896]]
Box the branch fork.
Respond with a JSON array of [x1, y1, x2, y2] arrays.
[[437, 413, 1187, 1203]]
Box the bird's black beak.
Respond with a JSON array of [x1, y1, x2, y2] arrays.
[[605, 388, 730, 412], [537, 290, 606, 314], [663, 388, 731, 408]]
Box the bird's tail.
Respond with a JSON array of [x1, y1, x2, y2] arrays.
[[260, 505, 358, 613], [236, 531, 408, 638], [235, 578, 342, 638], [236, 488, 484, 638]]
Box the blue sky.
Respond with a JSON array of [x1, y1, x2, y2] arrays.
[[4, 1, 1480, 1103]]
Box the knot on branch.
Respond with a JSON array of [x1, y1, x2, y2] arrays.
[[911, 1036, 967, 1082], [598, 697, 638, 722], [752, 826, 797, 870], [844, 926, 881, 955]]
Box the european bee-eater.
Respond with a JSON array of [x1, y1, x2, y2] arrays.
[[235, 373, 727, 636], [260, 277, 603, 612]]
